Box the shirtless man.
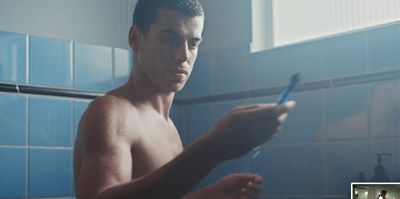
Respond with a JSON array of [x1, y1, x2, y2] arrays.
[[73, 0, 295, 198]]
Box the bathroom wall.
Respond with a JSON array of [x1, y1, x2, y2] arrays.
[[0, 0, 137, 49], [0, 1, 135, 197], [172, 2, 400, 198], [0, 0, 399, 198], [0, 31, 132, 198]]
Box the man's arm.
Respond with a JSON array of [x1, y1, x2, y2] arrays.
[[74, 96, 135, 199], [75, 97, 295, 199], [75, 96, 219, 199]]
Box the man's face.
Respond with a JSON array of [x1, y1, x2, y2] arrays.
[[133, 8, 204, 92]]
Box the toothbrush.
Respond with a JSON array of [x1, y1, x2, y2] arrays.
[[276, 73, 301, 105], [252, 73, 300, 159]]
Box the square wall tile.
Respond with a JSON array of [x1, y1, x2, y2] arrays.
[[0, 93, 26, 145], [29, 96, 72, 146], [170, 105, 185, 135], [74, 43, 113, 91], [322, 32, 367, 78], [368, 137, 399, 182], [247, 146, 287, 194], [321, 84, 369, 140], [367, 24, 400, 72], [29, 36, 71, 87], [0, 148, 26, 198], [114, 48, 132, 88], [277, 41, 323, 82], [73, 99, 91, 142], [325, 139, 370, 195], [246, 50, 277, 90], [248, 40, 323, 91], [29, 149, 72, 198], [182, 51, 214, 98], [183, 103, 214, 146], [0, 31, 26, 83], [213, 46, 247, 94], [369, 81, 400, 137], [285, 144, 324, 195], [282, 90, 323, 143]]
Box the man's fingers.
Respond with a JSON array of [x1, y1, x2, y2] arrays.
[[240, 175, 263, 199], [276, 100, 296, 115], [253, 101, 295, 122], [253, 176, 263, 184], [246, 181, 263, 192], [278, 113, 288, 123], [241, 182, 263, 199], [230, 173, 263, 186]]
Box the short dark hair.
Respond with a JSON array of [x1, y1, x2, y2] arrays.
[[132, 0, 204, 34], [381, 190, 387, 195]]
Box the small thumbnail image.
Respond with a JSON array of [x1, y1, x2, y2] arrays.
[[352, 182, 400, 199]]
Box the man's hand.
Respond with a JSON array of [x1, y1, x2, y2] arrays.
[[187, 173, 263, 199], [204, 101, 296, 162]]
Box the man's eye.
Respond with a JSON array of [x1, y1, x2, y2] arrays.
[[189, 41, 200, 50]]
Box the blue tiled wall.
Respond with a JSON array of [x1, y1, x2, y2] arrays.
[[28, 149, 73, 197], [0, 31, 132, 198], [1, 22, 399, 199], [29, 36, 71, 87], [73, 43, 113, 91], [176, 22, 400, 199], [0, 93, 27, 145], [0, 148, 26, 198], [0, 31, 26, 83]]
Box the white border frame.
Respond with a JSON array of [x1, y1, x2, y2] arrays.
[[351, 182, 400, 199]]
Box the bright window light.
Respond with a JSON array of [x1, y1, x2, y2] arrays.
[[251, 0, 400, 52]]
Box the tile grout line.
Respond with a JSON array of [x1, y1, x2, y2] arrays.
[[319, 40, 328, 195], [0, 145, 74, 150], [71, 41, 76, 198], [71, 98, 75, 197], [111, 48, 115, 89], [70, 41, 74, 89], [71, 42, 76, 199], [25, 34, 30, 199], [25, 94, 29, 198], [26, 34, 29, 84]]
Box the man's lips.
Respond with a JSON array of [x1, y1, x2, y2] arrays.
[[176, 69, 188, 75], [165, 68, 189, 83], [169, 69, 188, 75]]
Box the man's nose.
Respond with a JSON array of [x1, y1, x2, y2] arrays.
[[175, 41, 190, 63]]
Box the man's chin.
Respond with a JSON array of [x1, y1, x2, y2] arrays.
[[163, 82, 186, 93], [172, 85, 185, 93]]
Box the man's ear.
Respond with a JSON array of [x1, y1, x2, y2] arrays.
[[128, 26, 142, 52]]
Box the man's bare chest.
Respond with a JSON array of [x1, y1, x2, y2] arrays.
[[128, 120, 184, 178]]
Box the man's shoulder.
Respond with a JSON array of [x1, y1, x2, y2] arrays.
[[82, 94, 140, 129], [87, 93, 138, 117], [77, 93, 142, 143]]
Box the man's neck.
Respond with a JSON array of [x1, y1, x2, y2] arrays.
[[121, 70, 175, 121]]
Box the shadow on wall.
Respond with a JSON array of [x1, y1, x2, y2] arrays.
[[323, 82, 400, 182]]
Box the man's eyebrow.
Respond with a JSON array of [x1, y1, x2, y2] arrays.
[[159, 29, 179, 35], [159, 29, 202, 41]]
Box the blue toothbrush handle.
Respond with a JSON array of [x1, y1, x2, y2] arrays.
[[276, 85, 294, 105], [252, 78, 298, 159]]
